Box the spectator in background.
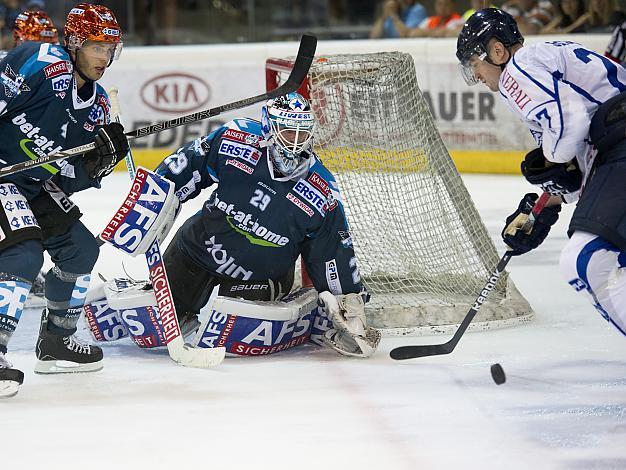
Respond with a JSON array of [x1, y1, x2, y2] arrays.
[[409, 0, 461, 37], [370, 0, 428, 38], [501, 0, 554, 34], [25, 0, 45, 10], [0, 0, 24, 48], [606, 20, 626, 63], [582, 0, 624, 32], [462, 0, 496, 21], [540, 0, 587, 33]]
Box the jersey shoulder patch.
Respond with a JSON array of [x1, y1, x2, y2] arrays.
[[16, 43, 71, 79], [224, 117, 263, 137]]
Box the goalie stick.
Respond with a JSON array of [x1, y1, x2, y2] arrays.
[[108, 88, 225, 368], [389, 192, 551, 361], [0, 33, 317, 179]]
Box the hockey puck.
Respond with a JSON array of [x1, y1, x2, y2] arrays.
[[490, 363, 506, 385]]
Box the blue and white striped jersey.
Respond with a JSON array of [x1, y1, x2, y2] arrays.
[[499, 41, 626, 179]]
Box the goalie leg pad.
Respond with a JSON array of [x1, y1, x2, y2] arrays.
[[83, 294, 129, 343], [119, 305, 166, 349], [100, 168, 180, 256], [192, 288, 318, 356], [84, 279, 167, 348]]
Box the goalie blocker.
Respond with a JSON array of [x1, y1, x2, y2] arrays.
[[99, 167, 180, 256], [83, 278, 379, 358]]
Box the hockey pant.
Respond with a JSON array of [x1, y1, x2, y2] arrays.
[[560, 230, 626, 336], [0, 221, 98, 353]]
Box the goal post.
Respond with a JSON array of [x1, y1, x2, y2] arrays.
[[266, 52, 534, 336]]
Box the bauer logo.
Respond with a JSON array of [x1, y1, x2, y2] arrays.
[[140, 73, 211, 113]]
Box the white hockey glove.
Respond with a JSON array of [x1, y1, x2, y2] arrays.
[[318, 291, 381, 358]]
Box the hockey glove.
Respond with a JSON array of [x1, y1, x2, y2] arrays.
[[318, 292, 381, 358], [502, 193, 561, 256], [83, 123, 130, 178], [521, 148, 582, 197]]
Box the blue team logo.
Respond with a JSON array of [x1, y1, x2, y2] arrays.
[[289, 97, 305, 110], [0, 64, 30, 98], [0, 280, 30, 322], [51, 75, 71, 92]]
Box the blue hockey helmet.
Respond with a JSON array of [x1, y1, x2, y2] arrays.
[[456, 8, 524, 85], [261, 92, 316, 179]]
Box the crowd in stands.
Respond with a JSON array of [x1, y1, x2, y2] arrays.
[[370, 0, 625, 38], [0, 0, 624, 47]]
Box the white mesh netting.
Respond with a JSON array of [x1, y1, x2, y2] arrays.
[[267, 52, 533, 336]]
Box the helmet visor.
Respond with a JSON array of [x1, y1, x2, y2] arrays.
[[79, 39, 123, 61], [458, 44, 487, 86]]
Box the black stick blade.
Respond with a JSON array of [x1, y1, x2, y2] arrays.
[[287, 34, 317, 85], [270, 33, 317, 98], [389, 344, 452, 360]]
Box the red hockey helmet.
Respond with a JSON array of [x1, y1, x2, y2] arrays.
[[64, 3, 123, 61], [13, 10, 59, 45]]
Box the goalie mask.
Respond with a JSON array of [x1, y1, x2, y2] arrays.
[[261, 92, 316, 179]]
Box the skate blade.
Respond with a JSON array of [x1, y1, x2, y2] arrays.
[[0, 380, 20, 398], [34, 359, 103, 374]]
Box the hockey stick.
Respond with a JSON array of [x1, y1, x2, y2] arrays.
[[108, 88, 225, 368], [0, 33, 317, 179], [389, 192, 552, 361]]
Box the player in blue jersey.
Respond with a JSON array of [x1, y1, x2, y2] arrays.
[[84, 92, 381, 360], [0, 3, 130, 397], [457, 8, 626, 338]]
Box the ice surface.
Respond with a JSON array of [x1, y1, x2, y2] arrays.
[[2, 173, 625, 470]]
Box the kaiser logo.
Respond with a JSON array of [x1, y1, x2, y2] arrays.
[[44, 61, 71, 79], [140, 73, 211, 113], [223, 129, 261, 147]]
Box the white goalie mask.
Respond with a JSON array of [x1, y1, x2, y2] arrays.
[[261, 92, 316, 179]]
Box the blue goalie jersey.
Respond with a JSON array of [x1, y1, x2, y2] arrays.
[[156, 118, 363, 296], [0, 42, 110, 199]]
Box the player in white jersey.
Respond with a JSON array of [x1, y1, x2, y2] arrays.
[[456, 8, 626, 336]]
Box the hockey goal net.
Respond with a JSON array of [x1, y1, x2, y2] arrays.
[[266, 52, 533, 336]]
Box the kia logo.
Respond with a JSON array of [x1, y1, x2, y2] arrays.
[[140, 73, 211, 113]]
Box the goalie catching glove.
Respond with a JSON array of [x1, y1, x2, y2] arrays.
[[502, 193, 561, 256], [83, 122, 130, 178], [318, 291, 381, 358], [521, 147, 582, 197]]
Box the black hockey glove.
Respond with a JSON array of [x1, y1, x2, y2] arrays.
[[502, 193, 561, 256], [83, 123, 130, 178], [521, 147, 582, 197]]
